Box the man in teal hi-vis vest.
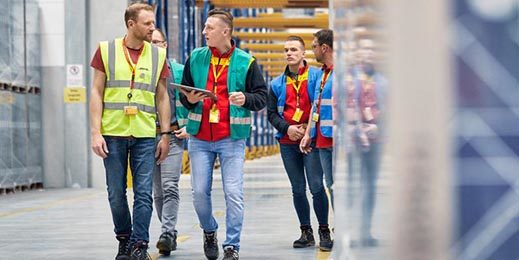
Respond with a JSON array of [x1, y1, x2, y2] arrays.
[[179, 9, 267, 260]]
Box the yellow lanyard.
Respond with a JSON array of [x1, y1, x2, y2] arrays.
[[211, 57, 228, 108], [287, 68, 308, 107]]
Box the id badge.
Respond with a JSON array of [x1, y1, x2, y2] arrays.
[[209, 106, 220, 123], [292, 108, 304, 122], [312, 112, 320, 122], [124, 105, 139, 115], [363, 107, 374, 121]]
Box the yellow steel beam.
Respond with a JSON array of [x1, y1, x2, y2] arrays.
[[252, 52, 316, 59], [258, 60, 320, 67], [234, 16, 328, 29], [234, 32, 315, 41], [196, 0, 329, 8], [241, 42, 313, 51]]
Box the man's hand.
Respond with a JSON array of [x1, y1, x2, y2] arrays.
[[181, 89, 206, 104], [299, 133, 312, 154], [174, 126, 189, 139], [229, 91, 246, 106], [91, 132, 109, 158], [287, 124, 305, 141], [155, 134, 170, 165]]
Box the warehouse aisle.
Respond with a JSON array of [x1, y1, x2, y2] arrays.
[[0, 156, 336, 260]]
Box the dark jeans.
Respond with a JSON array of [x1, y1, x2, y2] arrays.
[[360, 142, 381, 238], [280, 143, 329, 226], [103, 136, 156, 243], [319, 147, 334, 209]]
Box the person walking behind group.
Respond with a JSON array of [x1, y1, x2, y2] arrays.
[[267, 36, 332, 251], [89, 3, 171, 260], [300, 29, 335, 251], [179, 9, 267, 260], [149, 28, 189, 256]]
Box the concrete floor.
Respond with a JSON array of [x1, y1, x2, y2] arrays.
[[0, 156, 338, 260]]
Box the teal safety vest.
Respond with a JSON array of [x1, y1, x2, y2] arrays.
[[186, 47, 254, 139], [168, 59, 189, 127]]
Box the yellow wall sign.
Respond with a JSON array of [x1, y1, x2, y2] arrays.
[[64, 87, 86, 103]]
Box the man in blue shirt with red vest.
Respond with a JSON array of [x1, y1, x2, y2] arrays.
[[267, 36, 332, 251], [179, 9, 267, 260]]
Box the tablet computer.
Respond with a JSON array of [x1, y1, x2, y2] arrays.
[[170, 82, 217, 101]]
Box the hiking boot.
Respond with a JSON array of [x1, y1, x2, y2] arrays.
[[156, 231, 177, 256], [293, 227, 315, 248], [130, 241, 151, 260], [115, 235, 130, 260], [223, 246, 239, 260], [203, 231, 219, 260], [318, 227, 334, 251]]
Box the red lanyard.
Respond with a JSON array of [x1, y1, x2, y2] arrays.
[[122, 37, 144, 90]]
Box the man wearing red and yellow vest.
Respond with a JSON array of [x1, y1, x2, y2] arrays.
[[179, 9, 267, 260], [300, 29, 335, 251], [89, 3, 171, 260], [267, 36, 332, 251]]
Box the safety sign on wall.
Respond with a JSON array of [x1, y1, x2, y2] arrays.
[[64, 87, 86, 103], [65, 64, 85, 103], [66, 64, 83, 87]]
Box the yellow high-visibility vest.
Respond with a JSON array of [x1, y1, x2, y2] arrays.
[[99, 38, 166, 137]]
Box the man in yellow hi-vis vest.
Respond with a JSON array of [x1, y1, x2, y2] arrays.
[[89, 3, 171, 260]]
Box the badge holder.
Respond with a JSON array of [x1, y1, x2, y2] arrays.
[[292, 108, 303, 122]]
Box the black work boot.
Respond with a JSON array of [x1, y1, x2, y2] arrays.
[[318, 226, 334, 251], [293, 226, 315, 248], [115, 235, 130, 260], [223, 246, 239, 260], [203, 231, 219, 260], [130, 241, 151, 260], [156, 231, 177, 256]]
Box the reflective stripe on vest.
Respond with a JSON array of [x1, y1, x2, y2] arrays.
[[103, 102, 156, 114], [188, 112, 202, 122], [230, 116, 251, 125]]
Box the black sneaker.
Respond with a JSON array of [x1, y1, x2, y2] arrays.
[[115, 235, 130, 260], [130, 241, 151, 260], [203, 231, 219, 260], [156, 231, 177, 256], [293, 227, 315, 248], [223, 246, 239, 260], [318, 227, 334, 251]]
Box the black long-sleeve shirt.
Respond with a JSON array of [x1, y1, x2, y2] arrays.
[[179, 58, 267, 111]]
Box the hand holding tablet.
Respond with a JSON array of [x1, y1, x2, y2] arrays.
[[170, 83, 218, 101]]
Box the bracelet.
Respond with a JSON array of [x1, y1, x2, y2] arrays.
[[160, 131, 172, 136]]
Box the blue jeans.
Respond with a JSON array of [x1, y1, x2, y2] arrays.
[[153, 135, 184, 235], [103, 136, 156, 243], [188, 136, 246, 251], [360, 142, 381, 239], [319, 147, 334, 209], [280, 143, 329, 226]]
